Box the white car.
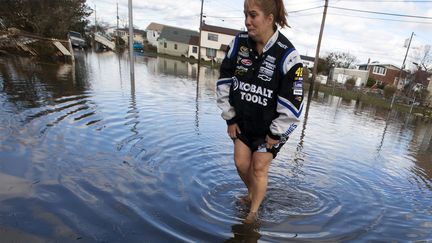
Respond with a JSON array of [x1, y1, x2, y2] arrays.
[[68, 31, 86, 49]]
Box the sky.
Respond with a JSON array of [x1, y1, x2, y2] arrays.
[[88, 0, 432, 70]]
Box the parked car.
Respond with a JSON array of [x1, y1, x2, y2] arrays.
[[68, 31, 86, 49], [133, 42, 143, 51]]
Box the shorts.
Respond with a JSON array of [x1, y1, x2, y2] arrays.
[[236, 132, 286, 158]]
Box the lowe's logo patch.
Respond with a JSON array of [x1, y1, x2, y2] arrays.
[[241, 59, 252, 67]]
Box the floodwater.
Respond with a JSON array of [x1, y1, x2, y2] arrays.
[[0, 51, 431, 242]]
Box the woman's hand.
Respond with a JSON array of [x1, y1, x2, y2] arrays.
[[265, 135, 279, 149], [227, 124, 241, 139]]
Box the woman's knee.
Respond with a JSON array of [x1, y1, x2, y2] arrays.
[[251, 154, 272, 178], [234, 140, 252, 171], [234, 155, 250, 171], [252, 165, 268, 178]]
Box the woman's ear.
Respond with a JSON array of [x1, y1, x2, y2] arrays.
[[268, 13, 275, 23]]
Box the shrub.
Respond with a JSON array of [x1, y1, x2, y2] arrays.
[[383, 85, 397, 99], [366, 77, 376, 87], [345, 78, 356, 91]]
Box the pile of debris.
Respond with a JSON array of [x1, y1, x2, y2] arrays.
[[0, 28, 74, 63]]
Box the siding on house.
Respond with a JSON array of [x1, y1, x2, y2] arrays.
[[146, 22, 164, 47], [188, 35, 200, 59], [158, 40, 190, 57], [331, 68, 369, 87], [200, 24, 241, 63], [114, 28, 145, 44], [300, 55, 315, 69], [427, 73, 432, 106], [157, 26, 199, 57]]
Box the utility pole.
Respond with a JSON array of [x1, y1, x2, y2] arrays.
[[390, 31, 414, 109], [93, 4, 97, 50], [198, 0, 204, 73], [116, 2, 119, 48], [94, 4, 97, 33], [128, 0, 135, 80], [308, 0, 329, 101]]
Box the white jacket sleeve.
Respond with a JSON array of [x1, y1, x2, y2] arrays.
[[269, 48, 304, 140], [216, 36, 238, 124]]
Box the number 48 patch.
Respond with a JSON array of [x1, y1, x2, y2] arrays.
[[293, 67, 303, 96], [295, 67, 303, 78]]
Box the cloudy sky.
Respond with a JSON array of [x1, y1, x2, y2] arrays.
[[88, 0, 432, 69]]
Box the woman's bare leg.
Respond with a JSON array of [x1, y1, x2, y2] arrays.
[[234, 139, 253, 201], [244, 151, 273, 222]]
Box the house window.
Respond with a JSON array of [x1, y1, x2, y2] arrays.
[[192, 46, 198, 53], [174, 44, 178, 50], [208, 33, 218, 42], [153, 32, 155, 37], [372, 66, 386, 76], [164, 42, 167, 48], [206, 48, 217, 58]]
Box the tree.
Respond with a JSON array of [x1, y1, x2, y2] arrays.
[[412, 45, 431, 71], [0, 0, 92, 39], [325, 51, 358, 70], [316, 57, 328, 75]]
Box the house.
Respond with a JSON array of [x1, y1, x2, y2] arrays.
[[146, 22, 164, 48], [134, 29, 147, 44], [426, 72, 432, 107], [329, 68, 369, 87], [105, 26, 118, 37], [300, 55, 315, 69], [199, 23, 241, 63], [188, 35, 200, 59], [358, 62, 408, 89], [111, 28, 146, 44], [157, 26, 199, 57]]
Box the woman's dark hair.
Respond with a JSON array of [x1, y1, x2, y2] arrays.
[[245, 0, 289, 28]]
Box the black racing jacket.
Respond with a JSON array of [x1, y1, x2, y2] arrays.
[[216, 31, 304, 141]]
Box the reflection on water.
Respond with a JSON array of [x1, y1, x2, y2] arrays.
[[0, 51, 432, 242]]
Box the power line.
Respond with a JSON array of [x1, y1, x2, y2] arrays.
[[338, 0, 432, 2], [328, 6, 432, 19], [205, 5, 324, 19], [327, 12, 432, 25], [289, 6, 324, 14]]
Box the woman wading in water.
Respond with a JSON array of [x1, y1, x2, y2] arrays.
[[216, 0, 304, 223]]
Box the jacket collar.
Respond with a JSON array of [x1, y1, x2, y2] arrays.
[[247, 30, 279, 54], [263, 30, 279, 53]]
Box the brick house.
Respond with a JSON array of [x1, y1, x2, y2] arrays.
[[358, 63, 408, 89]]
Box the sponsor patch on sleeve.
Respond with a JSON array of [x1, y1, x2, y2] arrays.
[[293, 89, 303, 96], [293, 79, 303, 95]]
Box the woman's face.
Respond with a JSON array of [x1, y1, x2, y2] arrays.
[[244, 0, 274, 42]]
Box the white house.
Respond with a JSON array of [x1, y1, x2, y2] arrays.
[[330, 67, 369, 87], [146, 22, 164, 48], [188, 35, 200, 59], [427, 72, 432, 107], [157, 26, 199, 57], [111, 28, 146, 44], [300, 55, 315, 69], [199, 23, 241, 63]]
